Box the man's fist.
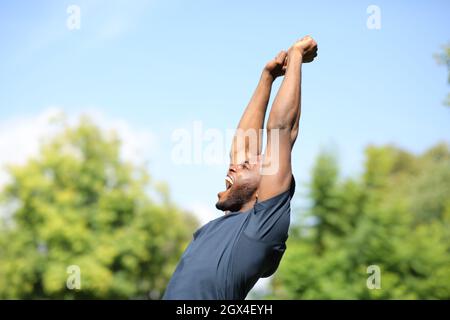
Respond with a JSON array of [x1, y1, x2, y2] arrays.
[[291, 35, 318, 63], [264, 36, 318, 79], [264, 50, 288, 79]]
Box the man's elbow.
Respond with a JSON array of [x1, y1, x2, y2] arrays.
[[266, 110, 297, 131], [266, 120, 293, 131], [266, 120, 299, 146]]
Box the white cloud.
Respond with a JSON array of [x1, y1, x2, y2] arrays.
[[0, 108, 60, 168], [79, 108, 158, 165], [0, 107, 158, 190]]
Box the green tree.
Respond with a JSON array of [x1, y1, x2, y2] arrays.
[[0, 117, 198, 299], [272, 143, 450, 299]]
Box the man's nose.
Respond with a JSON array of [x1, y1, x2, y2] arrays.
[[228, 165, 237, 173]]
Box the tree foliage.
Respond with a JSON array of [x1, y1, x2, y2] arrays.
[[0, 117, 198, 299], [273, 143, 450, 299]]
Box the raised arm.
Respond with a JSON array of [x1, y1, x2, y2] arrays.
[[230, 51, 288, 165], [258, 36, 318, 201]]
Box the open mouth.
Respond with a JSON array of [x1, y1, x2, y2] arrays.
[[225, 175, 234, 190]]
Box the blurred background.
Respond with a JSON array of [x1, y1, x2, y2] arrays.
[[0, 0, 449, 299]]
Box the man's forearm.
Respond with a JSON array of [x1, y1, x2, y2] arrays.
[[267, 49, 303, 133], [237, 70, 274, 132], [231, 70, 274, 161]]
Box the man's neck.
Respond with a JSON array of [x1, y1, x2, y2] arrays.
[[239, 198, 257, 213]]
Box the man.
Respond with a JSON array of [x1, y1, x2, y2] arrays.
[[163, 36, 318, 300]]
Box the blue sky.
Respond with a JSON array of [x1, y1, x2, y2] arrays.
[[0, 0, 449, 223]]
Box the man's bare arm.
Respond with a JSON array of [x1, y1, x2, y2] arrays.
[[230, 51, 288, 164], [258, 36, 318, 201]]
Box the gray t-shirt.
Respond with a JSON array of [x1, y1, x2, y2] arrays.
[[163, 177, 295, 300]]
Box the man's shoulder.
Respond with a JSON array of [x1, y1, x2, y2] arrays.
[[255, 175, 296, 209]]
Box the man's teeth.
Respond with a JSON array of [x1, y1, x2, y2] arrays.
[[225, 176, 234, 185]]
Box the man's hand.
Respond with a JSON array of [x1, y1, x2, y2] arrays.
[[291, 35, 318, 63], [264, 36, 318, 81], [264, 51, 288, 79]]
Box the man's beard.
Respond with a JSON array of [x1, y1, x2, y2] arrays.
[[216, 183, 258, 212]]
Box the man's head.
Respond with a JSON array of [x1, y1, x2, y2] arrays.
[[216, 157, 262, 213]]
